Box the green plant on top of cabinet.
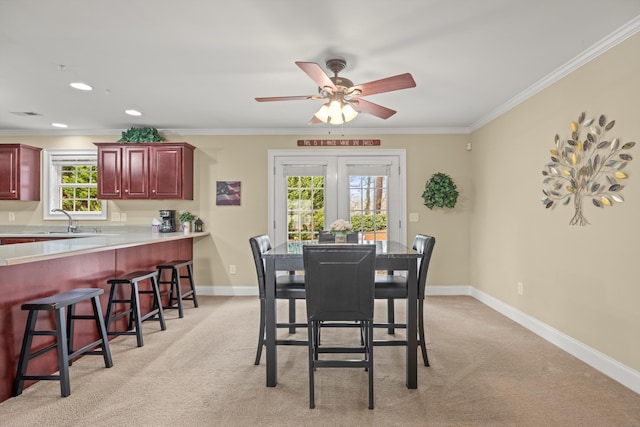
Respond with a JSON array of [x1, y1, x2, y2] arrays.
[[0, 144, 42, 201], [117, 127, 166, 143], [94, 142, 194, 200]]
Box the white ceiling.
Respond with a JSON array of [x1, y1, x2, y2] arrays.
[[1, 0, 640, 136]]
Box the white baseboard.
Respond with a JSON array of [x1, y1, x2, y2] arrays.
[[196, 284, 640, 395], [195, 285, 257, 296]]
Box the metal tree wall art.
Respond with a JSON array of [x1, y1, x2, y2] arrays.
[[541, 112, 635, 226]]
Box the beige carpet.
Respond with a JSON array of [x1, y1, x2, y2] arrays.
[[1, 296, 639, 427]]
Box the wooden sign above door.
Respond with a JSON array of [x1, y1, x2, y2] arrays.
[[297, 139, 381, 147]]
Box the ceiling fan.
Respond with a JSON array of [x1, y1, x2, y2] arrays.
[[255, 59, 416, 125]]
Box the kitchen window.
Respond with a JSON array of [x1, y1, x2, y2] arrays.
[[43, 149, 107, 220]]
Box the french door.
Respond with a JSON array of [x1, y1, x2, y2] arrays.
[[269, 149, 406, 247]]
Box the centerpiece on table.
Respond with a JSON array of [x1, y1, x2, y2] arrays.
[[329, 219, 352, 243]]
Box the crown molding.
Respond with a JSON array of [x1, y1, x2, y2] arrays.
[[0, 126, 471, 137], [470, 14, 640, 132]]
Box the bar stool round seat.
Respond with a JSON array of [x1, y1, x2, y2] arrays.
[[156, 260, 199, 318], [13, 288, 113, 398], [104, 270, 166, 347]]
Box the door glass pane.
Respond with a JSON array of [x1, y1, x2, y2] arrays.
[[287, 176, 324, 242], [349, 175, 388, 242]]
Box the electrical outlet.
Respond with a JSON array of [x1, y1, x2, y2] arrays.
[[111, 212, 121, 222], [8, 212, 15, 222], [229, 264, 236, 274], [517, 282, 524, 295], [409, 212, 419, 222], [121, 212, 127, 222]]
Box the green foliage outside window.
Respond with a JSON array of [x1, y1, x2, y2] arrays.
[[349, 213, 387, 232], [60, 165, 102, 212]]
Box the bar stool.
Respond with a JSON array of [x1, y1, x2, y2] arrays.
[[13, 288, 113, 398], [104, 270, 166, 347], [156, 260, 199, 318]]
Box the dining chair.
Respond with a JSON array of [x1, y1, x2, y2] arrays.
[[249, 235, 306, 365], [303, 244, 376, 409], [374, 234, 436, 366]]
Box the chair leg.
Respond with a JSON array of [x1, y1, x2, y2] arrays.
[[255, 299, 265, 365], [308, 321, 315, 409], [185, 263, 199, 308], [288, 299, 296, 334], [418, 299, 429, 367], [387, 298, 395, 334], [66, 302, 75, 367], [171, 268, 185, 318], [131, 282, 144, 347], [91, 296, 113, 368], [12, 310, 38, 396], [54, 307, 71, 397], [367, 321, 374, 410]]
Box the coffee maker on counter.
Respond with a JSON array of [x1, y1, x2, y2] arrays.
[[159, 210, 176, 233]]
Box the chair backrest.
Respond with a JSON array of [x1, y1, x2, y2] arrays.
[[249, 234, 272, 299], [413, 234, 436, 299], [318, 230, 359, 243], [303, 244, 376, 322]]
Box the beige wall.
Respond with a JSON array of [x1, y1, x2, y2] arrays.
[[470, 32, 640, 371], [0, 134, 472, 293], [3, 32, 637, 376]]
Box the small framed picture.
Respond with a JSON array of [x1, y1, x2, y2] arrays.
[[216, 181, 241, 206]]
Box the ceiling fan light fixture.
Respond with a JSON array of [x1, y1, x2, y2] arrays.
[[314, 103, 330, 122], [315, 100, 358, 125], [327, 100, 343, 121], [342, 103, 358, 122]]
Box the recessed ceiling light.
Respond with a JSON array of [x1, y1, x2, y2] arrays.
[[70, 82, 92, 91], [125, 109, 142, 116], [51, 122, 68, 128]]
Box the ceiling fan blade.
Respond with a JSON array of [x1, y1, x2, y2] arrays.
[[352, 99, 396, 119], [255, 95, 315, 102], [308, 116, 323, 125], [352, 73, 416, 97], [295, 61, 337, 91]]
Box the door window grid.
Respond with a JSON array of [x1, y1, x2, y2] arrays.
[[349, 176, 388, 242], [287, 176, 325, 241]]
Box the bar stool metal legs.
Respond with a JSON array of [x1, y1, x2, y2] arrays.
[[13, 288, 113, 398], [104, 270, 166, 347]]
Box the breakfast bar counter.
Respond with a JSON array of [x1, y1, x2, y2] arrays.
[[0, 231, 209, 266], [0, 230, 210, 402]]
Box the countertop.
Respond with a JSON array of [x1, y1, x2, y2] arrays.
[[0, 231, 210, 266]]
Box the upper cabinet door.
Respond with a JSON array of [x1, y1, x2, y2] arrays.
[[122, 146, 149, 198], [94, 142, 194, 200], [97, 146, 122, 199], [149, 145, 194, 199], [0, 144, 41, 201]]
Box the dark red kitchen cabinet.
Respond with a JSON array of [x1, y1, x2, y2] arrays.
[[0, 144, 42, 201], [95, 142, 194, 200]]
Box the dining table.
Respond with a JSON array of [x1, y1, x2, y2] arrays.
[[262, 240, 420, 389]]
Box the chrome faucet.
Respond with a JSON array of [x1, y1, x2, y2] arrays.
[[51, 208, 78, 233]]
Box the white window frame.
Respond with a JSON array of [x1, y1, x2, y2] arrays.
[[43, 149, 107, 220], [268, 149, 407, 247]]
